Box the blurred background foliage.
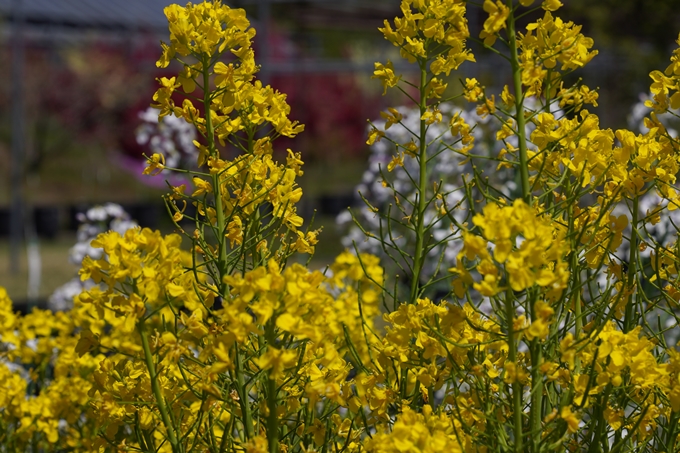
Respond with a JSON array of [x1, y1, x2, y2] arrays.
[[1, 0, 680, 303]]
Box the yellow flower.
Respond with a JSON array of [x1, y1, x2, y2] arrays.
[[500, 84, 515, 107], [151, 76, 180, 118], [559, 332, 576, 369], [402, 36, 426, 63], [469, 199, 569, 296], [226, 216, 244, 247], [560, 406, 580, 433], [156, 41, 174, 68], [143, 153, 165, 175], [461, 232, 490, 261], [364, 406, 466, 453], [604, 406, 624, 431], [427, 77, 448, 99], [542, 0, 563, 11], [255, 347, 298, 380], [367, 127, 386, 145], [503, 361, 528, 384], [378, 20, 403, 46], [480, 0, 509, 46], [421, 108, 443, 125], [449, 112, 475, 154], [476, 95, 496, 118], [380, 107, 403, 130], [372, 60, 401, 95], [463, 78, 483, 102], [473, 274, 502, 297], [524, 318, 549, 341], [244, 435, 269, 453], [387, 153, 404, 171], [191, 177, 213, 196]]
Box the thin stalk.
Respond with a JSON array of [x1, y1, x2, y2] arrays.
[[624, 196, 638, 333], [202, 60, 227, 295], [528, 316, 543, 452], [563, 177, 583, 375], [507, 5, 528, 451], [265, 323, 279, 453], [234, 349, 255, 440], [586, 387, 610, 453], [666, 411, 679, 453], [505, 289, 523, 452], [507, 0, 530, 202], [572, 251, 583, 375], [409, 62, 429, 305], [138, 319, 181, 453]]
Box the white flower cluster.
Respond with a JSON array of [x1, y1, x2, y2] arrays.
[[48, 204, 137, 312], [136, 107, 198, 171]]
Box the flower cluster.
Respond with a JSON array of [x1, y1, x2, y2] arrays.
[[145, 1, 311, 269], [78, 228, 204, 331], [5, 2, 680, 453], [0, 286, 120, 451], [454, 199, 569, 298], [374, 0, 474, 95], [153, 2, 302, 141], [646, 33, 680, 114], [365, 406, 467, 453], [137, 106, 198, 173], [518, 10, 598, 96]]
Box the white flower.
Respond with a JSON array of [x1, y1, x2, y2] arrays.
[[136, 107, 198, 172], [51, 203, 138, 311]]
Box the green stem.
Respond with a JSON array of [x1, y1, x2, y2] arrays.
[[202, 60, 228, 295], [202, 59, 255, 441], [586, 388, 610, 453], [507, 5, 528, 451], [234, 347, 255, 440], [265, 324, 279, 453], [529, 324, 543, 451], [409, 62, 429, 305], [507, 0, 530, 203], [564, 180, 583, 374], [266, 376, 278, 453], [505, 289, 523, 452], [623, 196, 638, 333], [138, 319, 181, 453], [572, 253, 583, 374], [666, 411, 679, 453]]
